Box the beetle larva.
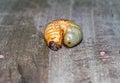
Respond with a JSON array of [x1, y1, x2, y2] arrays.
[[44, 19, 83, 51]]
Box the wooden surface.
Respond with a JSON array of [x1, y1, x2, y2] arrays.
[[0, 0, 120, 83]]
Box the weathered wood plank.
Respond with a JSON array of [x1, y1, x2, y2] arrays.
[[0, 0, 49, 83], [0, 0, 120, 83]]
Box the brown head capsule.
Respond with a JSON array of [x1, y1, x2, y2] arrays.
[[44, 19, 83, 51]]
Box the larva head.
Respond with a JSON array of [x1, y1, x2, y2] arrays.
[[64, 25, 82, 47], [49, 41, 61, 51]]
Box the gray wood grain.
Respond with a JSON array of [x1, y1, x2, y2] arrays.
[[0, 0, 120, 83]]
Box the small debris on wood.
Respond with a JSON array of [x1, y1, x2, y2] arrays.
[[100, 51, 106, 56], [0, 54, 4, 59], [98, 51, 111, 63]]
